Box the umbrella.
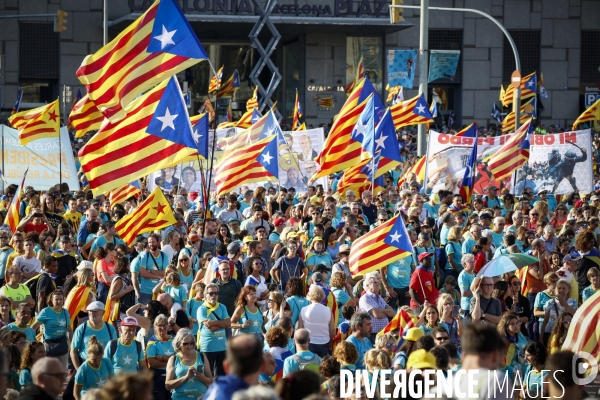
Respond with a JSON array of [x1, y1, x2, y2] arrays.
[[476, 253, 540, 277]]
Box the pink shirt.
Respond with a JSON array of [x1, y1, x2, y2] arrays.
[[97, 258, 116, 284]]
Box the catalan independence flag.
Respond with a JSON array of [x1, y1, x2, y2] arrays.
[[190, 113, 209, 159], [208, 66, 224, 94], [215, 134, 279, 195], [573, 98, 600, 130], [562, 288, 600, 362], [390, 93, 434, 129], [459, 133, 478, 205], [336, 158, 373, 198], [373, 108, 403, 177], [78, 76, 197, 196], [216, 109, 267, 152], [292, 89, 302, 131], [349, 213, 413, 277], [397, 155, 426, 188], [109, 181, 141, 208], [456, 123, 477, 137], [501, 97, 537, 134], [313, 77, 384, 180], [386, 84, 401, 103], [377, 309, 415, 338], [68, 94, 104, 138], [9, 100, 60, 145], [246, 87, 259, 111], [502, 72, 537, 107], [10, 87, 23, 116], [3, 168, 28, 233], [76, 0, 208, 122], [345, 56, 364, 94], [218, 70, 240, 98], [116, 186, 177, 245], [488, 118, 533, 181]]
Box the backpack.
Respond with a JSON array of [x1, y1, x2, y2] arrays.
[[293, 353, 320, 373], [25, 274, 55, 312], [114, 276, 136, 314], [109, 339, 142, 369]]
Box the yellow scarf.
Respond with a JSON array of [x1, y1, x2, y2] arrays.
[[202, 301, 220, 318]]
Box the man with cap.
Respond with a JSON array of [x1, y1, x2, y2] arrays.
[[228, 218, 241, 236], [217, 194, 244, 224], [238, 189, 254, 213], [332, 244, 357, 287], [482, 186, 502, 208], [557, 252, 581, 302], [535, 188, 557, 212], [104, 316, 146, 373], [52, 235, 78, 287], [227, 242, 244, 283], [269, 217, 286, 246], [409, 252, 439, 310]]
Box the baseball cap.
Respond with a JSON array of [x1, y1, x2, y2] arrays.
[[406, 349, 437, 370], [563, 252, 582, 263], [243, 236, 254, 244], [591, 195, 600, 201], [404, 327, 424, 342], [188, 234, 200, 243], [312, 236, 324, 243], [227, 242, 241, 255], [228, 218, 240, 224], [337, 244, 351, 255], [287, 232, 299, 239], [479, 212, 493, 220], [312, 272, 324, 283], [60, 235, 71, 243], [489, 185, 498, 191], [120, 316, 139, 328], [86, 301, 105, 311], [417, 252, 434, 263], [77, 260, 93, 271], [274, 217, 286, 227], [431, 193, 441, 205]]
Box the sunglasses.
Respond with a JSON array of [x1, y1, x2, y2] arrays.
[[182, 341, 195, 347], [435, 336, 449, 341], [512, 281, 521, 286], [206, 292, 218, 296]]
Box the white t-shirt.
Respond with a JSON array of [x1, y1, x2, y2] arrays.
[[13, 255, 41, 277], [161, 245, 176, 264], [300, 303, 331, 345]]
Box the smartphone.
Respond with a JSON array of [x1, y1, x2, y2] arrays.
[[452, 305, 460, 319], [196, 364, 204, 374]]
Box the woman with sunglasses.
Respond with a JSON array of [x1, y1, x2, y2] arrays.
[[231, 286, 264, 340], [374, 333, 396, 359], [244, 256, 269, 308], [147, 314, 175, 400], [166, 328, 212, 400], [497, 312, 529, 380], [550, 205, 568, 229], [437, 293, 462, 348]]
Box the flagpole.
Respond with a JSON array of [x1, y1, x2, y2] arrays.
[[176, 163, 183, 195], [1, 123, 4, 194], [421, 136, 431, 193]]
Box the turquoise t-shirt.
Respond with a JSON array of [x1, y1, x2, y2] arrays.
[[71, 322, 117, 361], [165, 285, 188, 308], [524, 364, 545, 398], [386, 256, 413, 289], [178, 269, 195, 292], [130, 253, 142, 274], [346, 335, 373, 369], [490, 231, 504, 249], [440, 226, 450, 246], [457, 270, 475, 310], [331, 288, 351, 325], [282, 350, 321, 377], [285, 295, 310, 326], [146, 336, 174, 370], [0, 247, 14, 280], [139, 252, 169, 295], [197, 303, 229, 353], [36, 307, 70, 340], [445, 242, 463, 271], [74, 358, 114, 396], [423, 203, 440, 218], [172, 353, 208, 400], [186, 298, 203, 335], [462, 237, 477, 255], [238, 306, 263, 335], [582, 285, 600, 302], [305, 252, 333, 268], [103, 339, 145, 373], [19, 368, 32, 387], [91, 235, 125, 252], [534, 290, 555, 326], [3, 324, 36, 343]]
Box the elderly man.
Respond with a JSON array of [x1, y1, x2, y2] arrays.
[[358, 274, 394, 344], [541, 225, 556, 254], [505, 211, 523, 234], [104, 316, 146, 373], [20, 357, 65, 400], [197, 283, 231, 377], [493, 232, 517, 259], [282, 328, 321, 376], [490, 217, 505, 248], [361, 190, 378, 225], [462, 223, 482, 255], [344, 190, 357, 207]]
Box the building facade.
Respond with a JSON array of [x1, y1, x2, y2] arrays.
[[0, 0, 598, 130]]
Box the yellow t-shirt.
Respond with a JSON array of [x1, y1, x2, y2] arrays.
[[6, 251, 25, 269], [63, 210, 83, 231]]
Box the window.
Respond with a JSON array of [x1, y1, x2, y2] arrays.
[[503, 30, 540, 83], [347, 37, 384, 97], [581, 31, 600, 84], [428, 29, 463, 83], [19, 22, 59, 80]]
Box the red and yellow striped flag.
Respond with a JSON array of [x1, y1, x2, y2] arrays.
[[9, 100, 60, 145], [246, 87, 259, 112], [562, 289, 600, 361], [336, 158, 372, 199], [501, 97, 536, 134], [208, 66, 224, 94], [68, 94, 104, 139], [65, 286, 93, 330], [390, 93, 434, 129], [292, 89, 302, 130], [116, 186, 177, 245], [573, 98, 600, 129], [488, 119, 532, 181], [377, 309, 415, 337], [216, 110, 268, 152], [318, 97, 334, 108], [349, 214, 413, 277], [199, 98, 215, 121], [386, 84, 401, 103], [345, 56, 364, 94], [109, 181, 141, 208], [502, 72, 537, 107], [3, 168, 28, 233], [76, 0, 208, 122], [397, 155, 426, 188], [217, 70, 240, 98]]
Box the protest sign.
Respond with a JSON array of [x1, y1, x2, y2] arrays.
[[387, 50, 417, 89], [428, 50, 460, 82]]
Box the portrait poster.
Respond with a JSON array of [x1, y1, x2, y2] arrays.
[[387, 50, 417, 89], [277, 128, 326, 193]]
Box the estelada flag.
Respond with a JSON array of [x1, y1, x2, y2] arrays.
[[3, 168, 28, 233], [573, 98, 600, 129], [76, 0, 208, 122], [488, 119, 533, 181], [459, 133, 478, 204], [78, 76, 197, 196], [9, 100, 60, 145], [377, 309, 415, 338], [397, 155, 426, 188], [390, 93, 434, 129], [216, 109, 266, 152], [109, 181, 141, 208], [502, 72, 537, 107], [208, 66, 223, 94], [246, 86, 259, 111], [68, 94, 104, 138], [349, 214, 413, 278], [116, 186, 177, 245], [217, 70, 240, 98], [562, 288, 600, 363]]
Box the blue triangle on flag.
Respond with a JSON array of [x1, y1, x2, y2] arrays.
[[356, 96, 376, 155], [383, 216, 413, 252], [251, 109, 262, 124], [146, 77, 196, 149], [129, 180, 141, 190], [232, 70, 240, 88], [148, 0, 208, 59], [359, 78, 386, 123], [374, 109, 402, 162], [257, 136, 279, 178], [414, 94, 433, 118], [192, 113, 209, 158]]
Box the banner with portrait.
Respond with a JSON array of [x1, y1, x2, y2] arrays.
[[428, 50, 460, 82], [277, 128, 326, 193], [426, 131, 517, 195], [514, 130, 593, 196], [387, 50, 417, 89]]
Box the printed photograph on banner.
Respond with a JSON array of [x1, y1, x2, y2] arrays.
[[513, 130, 593, 196], [149, 164, 182, 192], [387, 50, 417, 89], [278, 128, 326, 193], [428, 50, 461, 83]]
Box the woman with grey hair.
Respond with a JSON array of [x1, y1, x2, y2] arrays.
[[457, 253, 477, 318], [166, 328, 212, 399], [147, 314, 174, 400], [298, 286, 335, 357]]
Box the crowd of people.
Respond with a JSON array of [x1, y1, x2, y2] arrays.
[[0, 125, 599, 400]]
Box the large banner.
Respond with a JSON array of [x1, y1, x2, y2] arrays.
[[1, 126, 79, 190], [426, 131, 517, 194], [387, 50, 417, 89], [428, 50, 460, 82], [514, 130, 593, 196]]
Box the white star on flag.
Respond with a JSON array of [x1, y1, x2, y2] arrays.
[[192, 129, 202, 144], [122, 355, 133, 365], [416, 104, 426, 114], [157, 108, 178, 131], [527, 80, 534, 87], [154, 25, 176, 50], [375, 134, 387, 149], [261, 152, 273, 164], [353, 118, 367, 138], [389, 231, 401, 242]]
